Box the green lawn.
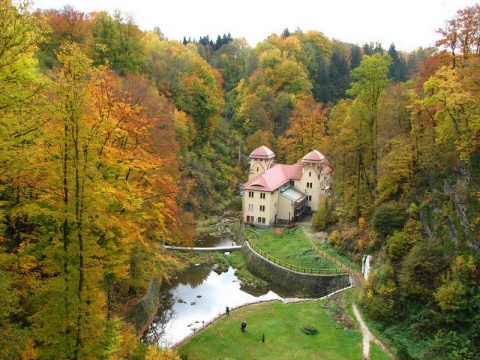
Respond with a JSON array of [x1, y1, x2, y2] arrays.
[[178, 300, 362, 360], [248, 227, 343, 272], [371, 342, 393, 360]]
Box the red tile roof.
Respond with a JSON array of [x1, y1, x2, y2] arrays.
[[249, 146, 275, 159], [302, 150, 326, 163], [243, 164, 302, 192]]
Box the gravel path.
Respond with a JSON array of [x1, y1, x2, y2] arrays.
[[299, 222, 396, 359], [353, 303, 373, 359]]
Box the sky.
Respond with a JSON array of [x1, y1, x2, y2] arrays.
[[33, 0, 479, 51]]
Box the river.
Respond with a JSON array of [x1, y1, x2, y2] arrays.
[[141, 220, 288, 348]]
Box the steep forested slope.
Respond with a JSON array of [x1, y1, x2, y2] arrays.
[[0, 1, 479, 358]]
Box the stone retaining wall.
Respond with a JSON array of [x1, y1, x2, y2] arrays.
[[122, 279, 160, 334], [241, 242, 350, 297]]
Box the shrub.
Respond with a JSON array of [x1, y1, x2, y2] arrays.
[[301, 325, 319, 335], [312, 198, 338, 231], [372, 202, 407, 236]]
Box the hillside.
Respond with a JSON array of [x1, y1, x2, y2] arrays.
[[0, 1, 479, 358]]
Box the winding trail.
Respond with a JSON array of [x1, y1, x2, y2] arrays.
[[299, 222, 396, 360]]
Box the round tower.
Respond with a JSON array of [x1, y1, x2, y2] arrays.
[[248, 146, 275, 180]]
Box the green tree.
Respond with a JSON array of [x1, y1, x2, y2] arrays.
[[399, 239, 448, 301], [90, 10, 145, 75], [388, 44, 407, 82], [327, 99, 371, 218], [329, 47, 351, 102], [371, 202, 407, 237], [347, 52, 393, 199]]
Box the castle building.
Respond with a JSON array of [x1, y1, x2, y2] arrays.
[[242, 146, 331, 227]]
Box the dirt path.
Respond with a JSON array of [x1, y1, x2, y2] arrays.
[[353, 303, 373, 359], [299, 223, 396, 359]]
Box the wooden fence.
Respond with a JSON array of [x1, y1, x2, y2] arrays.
[[310, 244, 352, 273], [248, 241, 349, 275]]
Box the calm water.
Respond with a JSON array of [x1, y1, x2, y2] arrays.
[[193, 233, 234, 247], [142, 264, 282, 347]]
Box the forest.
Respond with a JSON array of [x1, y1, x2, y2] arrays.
[[0, 0, 479, 358]]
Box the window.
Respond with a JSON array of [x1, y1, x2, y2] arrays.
[[290, 180, 295, 186], [260, 205, 265, 212], [249, 191, 254, 198], [309, 171, 312, 177], [248, 204, 254, 210], [308, 195, 312, 201], [260, 192, 266, 199], [307, 182, 313, 188], [251, 216, 255, 223], [258, 217, 266, 224]]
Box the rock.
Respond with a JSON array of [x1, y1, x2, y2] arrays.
[[190, 302, 196, 305], [177, 298, 185, 303], [197, 295, 202, 298], [315, 231, 328, 240]]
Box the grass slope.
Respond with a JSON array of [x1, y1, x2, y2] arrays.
[[178, 300, 362, 360], [249, 227, 343, 272]]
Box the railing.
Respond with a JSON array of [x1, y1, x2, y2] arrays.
[[247, 241, 348, 275], [310, 244, 352, 273]]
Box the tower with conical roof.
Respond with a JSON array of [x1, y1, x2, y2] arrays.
[[299, 150, 329, 211], [248, 146, 275, 181]]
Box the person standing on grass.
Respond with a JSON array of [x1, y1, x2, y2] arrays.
[[241, 321, 247, 332], [226, 306, 230, 315]]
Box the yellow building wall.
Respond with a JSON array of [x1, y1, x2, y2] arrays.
[[243, 189, 277, 227], [248, 158, 274, 181], [277, 194, 294, 222]]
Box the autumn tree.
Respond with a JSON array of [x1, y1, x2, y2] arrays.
[[0, 1, 49, 356], [233, 35, 314, 138], [37, 5, 91, 69], [1, 35, 189, 357], [376, 84, 415, 203], [278, 97, 328, 163], [436, 4, 480, 68], [143, 36, 225, 147]]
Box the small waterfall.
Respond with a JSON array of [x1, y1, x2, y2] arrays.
[[362, 255, 372, 281]]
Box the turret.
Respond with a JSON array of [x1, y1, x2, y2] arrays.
[[248, 146, 275, 180]]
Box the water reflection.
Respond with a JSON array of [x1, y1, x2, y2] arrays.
[[142, 266, 282, 348], [176, 264, 212, 288], [194, 233, 233, 248]]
